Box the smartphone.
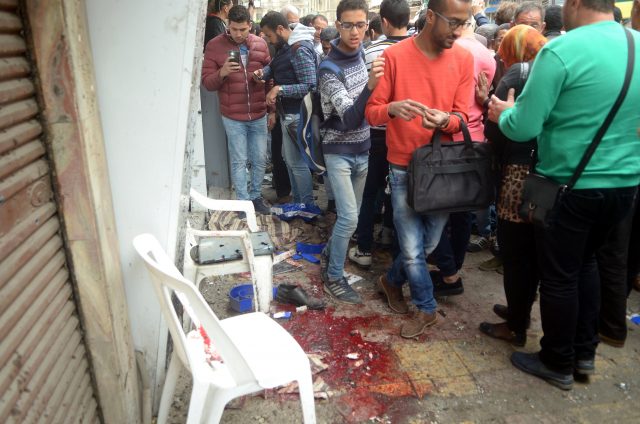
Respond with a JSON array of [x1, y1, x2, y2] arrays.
[[228, 50, 240, 63]]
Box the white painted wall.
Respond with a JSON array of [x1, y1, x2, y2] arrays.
[[85, 0, 207, 409]]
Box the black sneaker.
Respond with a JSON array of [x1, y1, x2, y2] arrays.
[[511, 352, 574, 390], [467, 235, 490, 252], [433, 276, 464, 296], [252, 197, 272, 215], [324, 277, 362, 304]]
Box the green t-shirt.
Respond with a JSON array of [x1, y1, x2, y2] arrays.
[[499, 21, 640, 189]]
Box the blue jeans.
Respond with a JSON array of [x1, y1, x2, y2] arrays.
[[386, 167, 448, 313], [221, 115, 268, 201], [324, 153, 368, 281], [280, 113, 315, 205]]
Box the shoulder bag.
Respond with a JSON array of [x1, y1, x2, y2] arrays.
[[519, 28, 635, 228]]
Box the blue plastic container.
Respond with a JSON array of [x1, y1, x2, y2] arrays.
[[229, 284, 278, 313]]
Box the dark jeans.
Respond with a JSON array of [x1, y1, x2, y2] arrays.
[[356, 129, 392, 252], [498, 219, 539, 334], [627, 192, 640, 293], [431, 212, 473, 277], [270, 117, 291, 198], [536, 186, 637, 374]]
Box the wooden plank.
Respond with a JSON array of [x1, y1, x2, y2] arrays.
[[0, 240, 63, 306], [0, 78, 34, 104], [0, 0, 17, 12], [0, 176, 53, 237], [0, 235, 65, 343], [35, 345, 86, 423], [0, 11, 21, 33], [52, 373, 90, 424], [0, 158, 49, 202], [0, 57, 29, 83], [7, 326, 81, 424], [0, 306, 76, 422], [14, 331, 82, 424], [0, 269, 68, 371], [0, 34, 24, 57], [0, 214, 58, 284], [0, 99, 38, 130], [0, 139, 45, 180], [0, 202, 55, 260], [51, 364, 88, 424], [0, 119, 42, 155]]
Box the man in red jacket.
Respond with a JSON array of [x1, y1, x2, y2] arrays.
[[202, 5, 273, 213]]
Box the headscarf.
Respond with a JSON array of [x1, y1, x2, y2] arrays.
[[498, 24, 547, 69]]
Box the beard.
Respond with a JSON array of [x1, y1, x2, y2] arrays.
[[275, 34, 287, 50]]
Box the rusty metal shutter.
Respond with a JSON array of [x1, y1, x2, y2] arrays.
[[0, 2, 100, 423]]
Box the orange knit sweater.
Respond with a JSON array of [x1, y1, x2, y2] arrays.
[[365, 37, 475, 166]]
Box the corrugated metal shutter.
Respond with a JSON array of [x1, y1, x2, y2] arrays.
[[0, 2, 100, 423]]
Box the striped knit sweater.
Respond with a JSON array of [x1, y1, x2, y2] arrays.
[[318, 39, 371, 155]]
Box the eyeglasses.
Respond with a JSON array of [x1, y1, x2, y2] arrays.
[[339, 21, 368, 31], [431, 10, 472, 31]]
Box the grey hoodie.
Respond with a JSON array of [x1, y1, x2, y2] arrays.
[[288, 24, 315, 45]]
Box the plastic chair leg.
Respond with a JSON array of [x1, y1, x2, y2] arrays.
[[203, 389, 233, 424], [157, 352, 182, 424], [186, 379, 210, 424], [296, 371, 317, 424]]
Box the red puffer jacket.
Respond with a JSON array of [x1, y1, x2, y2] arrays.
[[202, 33, 271, 121]]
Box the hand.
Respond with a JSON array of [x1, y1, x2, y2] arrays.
[[266, 85, 280, 106], [471, 0, 485, 15], [267, 112, 277, 130], [387, 99, 427, 121], [488, 88, 515, 123], [422, 108, 450, 129], [253, 69, 265, 83], [367, 57, 385, 91], [475, 71, 489, 107], [220, 57, 241, 78]]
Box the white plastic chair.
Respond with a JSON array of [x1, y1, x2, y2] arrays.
[[133, 233, 316, 424], [185, 189, 290, 312]]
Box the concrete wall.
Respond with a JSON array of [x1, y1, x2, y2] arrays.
[[84, 0, 207, 408]]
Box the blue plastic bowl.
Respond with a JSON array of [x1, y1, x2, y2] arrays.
[[229, 284, 278, 313]]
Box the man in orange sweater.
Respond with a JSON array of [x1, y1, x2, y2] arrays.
[[365, 0, 474, 338]]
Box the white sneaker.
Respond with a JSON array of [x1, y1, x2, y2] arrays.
[[348, 246, 372, 268]]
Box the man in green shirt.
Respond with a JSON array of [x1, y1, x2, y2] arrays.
[[489, 0, 640, 390]]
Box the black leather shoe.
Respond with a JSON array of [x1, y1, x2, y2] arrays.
[[433, 276, 464, 296], [479, 322, 526, 347], [492, 304, 531, 329], [511, 352, 573, 390], [574, 358, 595, 376], [276, 284, 326, 310]]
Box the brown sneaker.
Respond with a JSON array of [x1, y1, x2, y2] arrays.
[[400, 310, 437, 338], [378, 275, 408, 314]]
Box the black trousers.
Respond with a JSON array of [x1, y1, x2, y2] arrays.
[[270, 117, 291, 198], [627, 192, 640, 293], [432, 212, 473, 277], [596, 198, 635, 342], [497, 219, 539, 334], [535, 186, 637, 374]]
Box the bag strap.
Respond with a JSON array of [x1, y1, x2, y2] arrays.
[[565, 28, 635, 190]]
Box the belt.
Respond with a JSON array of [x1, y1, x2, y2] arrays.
[[389, 164, 407, 171]]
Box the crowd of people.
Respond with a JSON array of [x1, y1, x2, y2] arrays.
[[201, 0, 640, 391]]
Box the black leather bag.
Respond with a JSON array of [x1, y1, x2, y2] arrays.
[[518, 28, 635, 228], [407, 119, 494, 214]]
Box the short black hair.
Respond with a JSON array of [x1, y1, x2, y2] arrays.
[[301, 14, 316, 26], [380, 0, 411, 29], [336, 0, 369, 22], [514, 1, 545, 22], [613, 5, 622, 21], [320, 27, 339, 42], [428, 0, 471, 14], [228, 5, 250, 24], [368, 15, 383, 36], [415, 8, 428, 32], [260, 11, 289, 32], [544, 5, 563, 31], [209, 0, 232, 14]]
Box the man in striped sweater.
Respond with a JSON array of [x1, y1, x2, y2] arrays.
[[319, 0, 385, 304], [349, 0, 411, 269]]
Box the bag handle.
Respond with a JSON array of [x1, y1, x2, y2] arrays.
[[565, 28, 635, 190], [432, 112, 473, 150]]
